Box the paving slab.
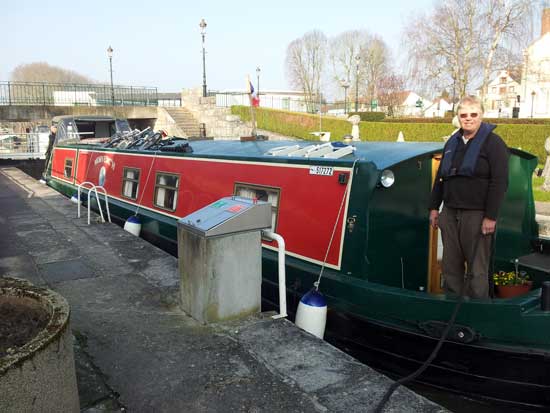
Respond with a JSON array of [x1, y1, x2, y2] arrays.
[[0, 166, 447, 413]]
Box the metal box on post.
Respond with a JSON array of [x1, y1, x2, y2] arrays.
[[177, 196, 272, 324]]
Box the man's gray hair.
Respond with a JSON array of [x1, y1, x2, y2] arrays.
[[457, 96, 484, 114]]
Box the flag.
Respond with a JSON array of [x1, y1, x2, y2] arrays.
[[249, 81, 260, 107]]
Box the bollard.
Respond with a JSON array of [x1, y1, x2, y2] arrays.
[[541, 281, 550, 311]]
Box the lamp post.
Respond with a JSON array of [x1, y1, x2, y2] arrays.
[[107, 46, 114, 106], [531, 90, 536, 118], [256, 66, 261, 96], [340, 79, 350, 115], [199, 18, 208, 97], [354, 55, 360, 112]]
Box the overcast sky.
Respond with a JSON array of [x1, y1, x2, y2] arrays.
[[3, 0, 437, 92]]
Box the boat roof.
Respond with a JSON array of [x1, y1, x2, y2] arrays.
[[186, 140, 445, 170]]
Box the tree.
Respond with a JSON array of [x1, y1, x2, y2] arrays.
[[329, 30, 367, 100], [402, 0, 535, 101], [328, 31, 390, 108], [285, 31, 327, 112], [478, 0, 534, 100], [403, 0, 484, 98], [377, 74, 406, 117], [10, 62, 95, 84], [362, 35, 390, 105]]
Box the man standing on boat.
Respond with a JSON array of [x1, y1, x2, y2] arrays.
[[429, 96, 509, 299]]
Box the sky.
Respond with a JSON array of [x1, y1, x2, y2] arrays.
[[2, 0, 437, 92]]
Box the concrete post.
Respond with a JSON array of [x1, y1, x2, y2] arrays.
[[178, 229, 262, 324]]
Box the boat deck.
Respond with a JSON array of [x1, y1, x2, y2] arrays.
[[0, 166, 446, 412]]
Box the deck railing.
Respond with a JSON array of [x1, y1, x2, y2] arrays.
[[0, 81, 158, 107]]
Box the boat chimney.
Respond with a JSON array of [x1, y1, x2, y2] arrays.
[[542, 8, 550, 37]]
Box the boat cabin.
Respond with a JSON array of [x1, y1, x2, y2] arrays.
[[52, 115, 131, 145]]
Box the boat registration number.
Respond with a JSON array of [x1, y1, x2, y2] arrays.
[[309, 166, 334, 176]]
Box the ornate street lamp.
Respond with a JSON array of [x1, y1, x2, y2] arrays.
[[531, 90, 536, 118], [256, 66, 261, 96], [354, 55, 360, 112], [340, 79, 350, 115], [107, 46, 114, 106], [199, 19, 208, 97]]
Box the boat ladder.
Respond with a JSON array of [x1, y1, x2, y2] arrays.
[[76, 181, 112, 225]]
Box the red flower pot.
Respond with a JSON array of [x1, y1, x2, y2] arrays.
[[496, 282, 533, 299]]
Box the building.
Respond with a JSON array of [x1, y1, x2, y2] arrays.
[[423, 98, 453, 118], [519, 8, 550, 118], [477, 70, 520, 117]]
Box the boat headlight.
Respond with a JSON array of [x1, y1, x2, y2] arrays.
[[380, 169, 395, 188]]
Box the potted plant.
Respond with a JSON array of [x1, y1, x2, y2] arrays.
[[493, 270, 532, 298]]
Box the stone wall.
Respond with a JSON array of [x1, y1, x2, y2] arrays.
[[181, 88, 252, 139], [153, 108, 188, 138]]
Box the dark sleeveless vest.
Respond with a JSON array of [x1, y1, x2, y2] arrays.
[[440, 122, 496, 178]]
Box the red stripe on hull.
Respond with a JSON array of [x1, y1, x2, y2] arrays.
[[58, 149, 351, 267]]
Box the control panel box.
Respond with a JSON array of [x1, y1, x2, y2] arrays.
[[178, 196, 272, 238]]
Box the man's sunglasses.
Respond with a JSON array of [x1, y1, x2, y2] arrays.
[[459, 113, 479, 119]]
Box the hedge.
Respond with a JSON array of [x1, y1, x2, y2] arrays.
[[348, 111, 385, 121], [382, 117, 550, 125], [232, 106, 550, 162]]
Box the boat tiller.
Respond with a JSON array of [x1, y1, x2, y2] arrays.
[[295, 288, 327, 339], [124, 215, 142, 236]]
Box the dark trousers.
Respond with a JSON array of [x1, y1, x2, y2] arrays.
[[439, 206, 493, 299]]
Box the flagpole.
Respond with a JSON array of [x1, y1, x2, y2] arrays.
[[246, 75, 257, 137]]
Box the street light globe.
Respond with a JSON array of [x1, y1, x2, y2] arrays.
[[256, 67, 261, 75], [107, 46, 113, 58], [199, 18, 207, 34]]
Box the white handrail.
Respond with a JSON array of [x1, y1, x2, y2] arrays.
[[262, 230, 287, 319], [93, 186, 111, 224], [87, 187, 104, 225], [77, 182, 94, 219], [76, 182, 111, 225]]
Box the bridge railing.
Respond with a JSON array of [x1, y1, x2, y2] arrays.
[[0, 133, 47, 160], [0, 81, 159, 107]]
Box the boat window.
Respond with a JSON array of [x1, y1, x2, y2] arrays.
[[55, 120, 79, 144], [64, 158, 73, 178], [154, 173, 179, 211], [234, 183, 280, 232], [122, 167, 140, 200]]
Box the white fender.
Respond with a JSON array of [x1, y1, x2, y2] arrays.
[[295, 288, 327, 339], [70, 193, 81, 204], [124, 215, 142, 237]]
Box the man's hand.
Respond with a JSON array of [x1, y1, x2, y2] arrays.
[[482, 217, 496, 235], [429, 209, 439, 229]]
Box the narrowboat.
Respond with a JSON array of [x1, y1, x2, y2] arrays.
[[45, 116, 550, 409]]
